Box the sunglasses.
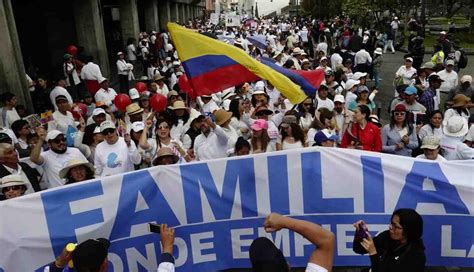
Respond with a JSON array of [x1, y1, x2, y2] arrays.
[[394, 112, 406, 116], [2, 185, 22, 192], [51, 137, 66, 144], [101, 128, 116, 135]]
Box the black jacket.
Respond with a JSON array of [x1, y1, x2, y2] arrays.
[[353, 230, 425, 272], [0, 162, 42, 192]]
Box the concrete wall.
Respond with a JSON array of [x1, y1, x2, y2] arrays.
[[0, 0, 32, 109]]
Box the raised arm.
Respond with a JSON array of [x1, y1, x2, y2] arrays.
[[30, 127, 46, 165]]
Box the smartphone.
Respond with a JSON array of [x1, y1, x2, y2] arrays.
[[356, 223, 368, 239], [148, 223, 161, 234]]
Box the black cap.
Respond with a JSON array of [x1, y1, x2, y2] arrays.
[[72, 238, 110, 271], [249, 237, 289, 272], [428, 74, 444, 82], [0, 133, 12, 143]]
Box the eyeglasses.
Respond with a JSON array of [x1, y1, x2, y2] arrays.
[[389, 222, 403, 230], [2, 185, 22, 192], [394, 112, 406, 116], [51, 137, 66, 144], [101, 129, 116, 136]]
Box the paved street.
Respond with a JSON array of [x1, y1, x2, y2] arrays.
[[372, 51, 474, 122]]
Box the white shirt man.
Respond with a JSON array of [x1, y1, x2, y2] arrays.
[[194, 118, 229, 161], [80, 61, 103, 81], [30, 129, 87, 188], [94, 121, 141, 177], [95, 83, 118, 107], [116, 58, 130, 76], [437, 62, 459, 93], [354, 49, 372, 66]]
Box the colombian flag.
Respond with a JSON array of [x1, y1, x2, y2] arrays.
[[167, 23, 307, 104]]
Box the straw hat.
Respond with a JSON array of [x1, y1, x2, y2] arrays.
[[451, 94, 470, 108], [152, 147, 179, 166], [59, 158, 95, 179], [213, 109, 233, 126], [0, 174, 27, 189], [126, 103, 144, 115], [170, 100, 188, 110]]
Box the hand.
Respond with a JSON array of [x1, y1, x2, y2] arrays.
[[160, 224, 175, 254], [145, 119, 153, 130], [55, 245, 73, 268], [401, 135, 409, 144], [353, 220, 366, 231], [360, 234, 377, 256], [124, 134, 132, 147], [79, 117, 86, 130], [205, 117, 216, 129], [264, 213, 286, 233], [36, 127, 46, 141], [395, 142, 404, 150]]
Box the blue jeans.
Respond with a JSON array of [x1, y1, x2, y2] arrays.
[[373, 70, 380, 89]]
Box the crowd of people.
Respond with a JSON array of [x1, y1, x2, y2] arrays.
[[0, 14, 471, 272]]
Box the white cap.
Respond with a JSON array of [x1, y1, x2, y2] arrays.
[[352, 72, 367, 80], [334, 94, 345, 103], [460, 75, 472, 84], [93, 126, 101, 134], [117, 52, 124, 56], [254, 81, 265, 92], [92, 108, 106, 116], [172, 61, 181, 66], [131, 121, 145, 132], [320, 56, 328, 61], [405, 57, 414, 62], [446, 59, 455, 66], [345, 79, 360, 90], [46, 130, 63, 142], [100, 121, 116, 132], [129, 88, 140, 100]]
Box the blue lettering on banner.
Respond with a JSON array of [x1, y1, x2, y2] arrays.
[[110, 171, 180, 241], [268, 154, 290, 214], [302, 152, 354, 213], [361, 156, 384, 213], [180, 158, 258, 224], [396, 162, 469, 214], [42, 181, 105, 257]]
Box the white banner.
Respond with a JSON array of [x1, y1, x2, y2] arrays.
[[0, 148, 473, 271], [225, 14, 241, 27]]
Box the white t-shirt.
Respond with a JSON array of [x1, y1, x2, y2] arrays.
[[94, 137, 141, 177], [194, 126, 229, 161], [437, 69, 458, 93], [95, 88, 118, 107], [306, 262, 328, 272], [416, 154, 447, 161], [440, 135, 474, 160], [49, 111, 75, 135], [316, 97, 335, 111], [38, 147, 87, 188]]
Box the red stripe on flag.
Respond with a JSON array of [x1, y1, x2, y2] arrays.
[[187, 64, 260, 96]]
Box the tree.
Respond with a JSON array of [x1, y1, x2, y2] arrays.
[[300, 0, 343, 19]]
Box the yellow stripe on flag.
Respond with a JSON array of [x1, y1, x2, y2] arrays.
[[167, 23, 307, 104]]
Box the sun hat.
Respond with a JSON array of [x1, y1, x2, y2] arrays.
[[170, 100, 187, 110], [59, 158, 96, 179], [152, 147, 179, 166], [314, 129, 338, 146], [292, 47, 302, 55], [251, 119, 269, 131], [46, 130, 64, 142], [420, 135, 440, 150], [451, 94, 470, 108], [153, 74, 165, 81], [126, 103, 144, 115], [443, 116, 469, 137], [167, 90, 179, 98], [0, 174, 27, 189], [420, 62, 435, 69], [352, 72, 367, 80], [99, 120, 116, 132], [374, 48, 383, 55], [213, 109, 233, 126], [221, 88, 237, 101]]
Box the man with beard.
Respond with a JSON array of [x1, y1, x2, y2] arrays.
[[193, 117, 229, 161], [30, 129, 87, 188]]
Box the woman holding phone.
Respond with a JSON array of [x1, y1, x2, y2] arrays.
[[352, 208, 425, 271]]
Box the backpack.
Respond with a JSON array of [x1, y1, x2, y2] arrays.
[[457, 49, 468, 69]]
